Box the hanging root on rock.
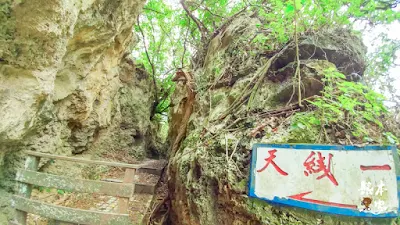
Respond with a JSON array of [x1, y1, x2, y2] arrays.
[[218, 45, 290, 120]]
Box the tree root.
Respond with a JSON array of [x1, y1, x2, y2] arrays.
[[217, 45, 289, 120]]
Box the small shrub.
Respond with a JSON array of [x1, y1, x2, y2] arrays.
[[291, 67, 398, 144]]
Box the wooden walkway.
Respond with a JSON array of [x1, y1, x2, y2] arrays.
[[11, 151, 166, 225]]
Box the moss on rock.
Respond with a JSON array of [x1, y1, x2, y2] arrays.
[[0, 0, 16, 61], [167, 12, 398, 225]]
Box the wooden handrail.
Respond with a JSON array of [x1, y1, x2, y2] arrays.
[[24, 150, 162, 171], [16, 170, 135, 198], [12, 195, 131, 225], [14, 152, 166, 224]]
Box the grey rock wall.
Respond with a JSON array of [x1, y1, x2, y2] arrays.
[[0, 0, 154, 223]]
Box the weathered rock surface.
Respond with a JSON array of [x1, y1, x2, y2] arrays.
[[167, 14, 393, 225], [0, 0, 155, 223]]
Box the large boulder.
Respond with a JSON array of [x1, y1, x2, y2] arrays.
[[167, 14, 392, 225]]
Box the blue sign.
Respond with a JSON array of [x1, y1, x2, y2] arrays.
[[249, 144, 400, 217]]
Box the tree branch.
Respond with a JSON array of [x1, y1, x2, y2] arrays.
[[148, 16, 158, 65], [180, 0, 208, 42], [143, 7, 165, 15], [209, 6, 248, 41], [181, 18, 191, 68], [293, 0, 302, 107], [137, 16, 159, 106], [186, 1, 226, 19]]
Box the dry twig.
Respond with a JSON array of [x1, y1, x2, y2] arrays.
[[293, 0, 302, 107]]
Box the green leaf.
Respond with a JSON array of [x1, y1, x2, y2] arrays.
[[285, 4, 294, 13], [309, 116, 321, 125], [294, 0, 302, 9], [363, 136, 373, 142], [297, 122, 306, 129], [384, 133, 397, 144]]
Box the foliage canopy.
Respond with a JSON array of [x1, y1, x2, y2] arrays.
[[133, 0, 400, 142]]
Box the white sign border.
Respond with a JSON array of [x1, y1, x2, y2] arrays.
[[248, 143, 400, 218]]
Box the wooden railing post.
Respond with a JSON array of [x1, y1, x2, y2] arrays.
[[15, 155, 39, 225], [118, 168, 136, 213]]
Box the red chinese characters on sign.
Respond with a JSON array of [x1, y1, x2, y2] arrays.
[[257, 149, 288, 176], [256, 149, 338, 185], [303, 151, 338, 186], [360, 165, 391, 171]]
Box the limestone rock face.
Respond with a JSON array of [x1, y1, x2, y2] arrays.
[[167, 14, 392, 225], [0, 0, 152, 222]]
